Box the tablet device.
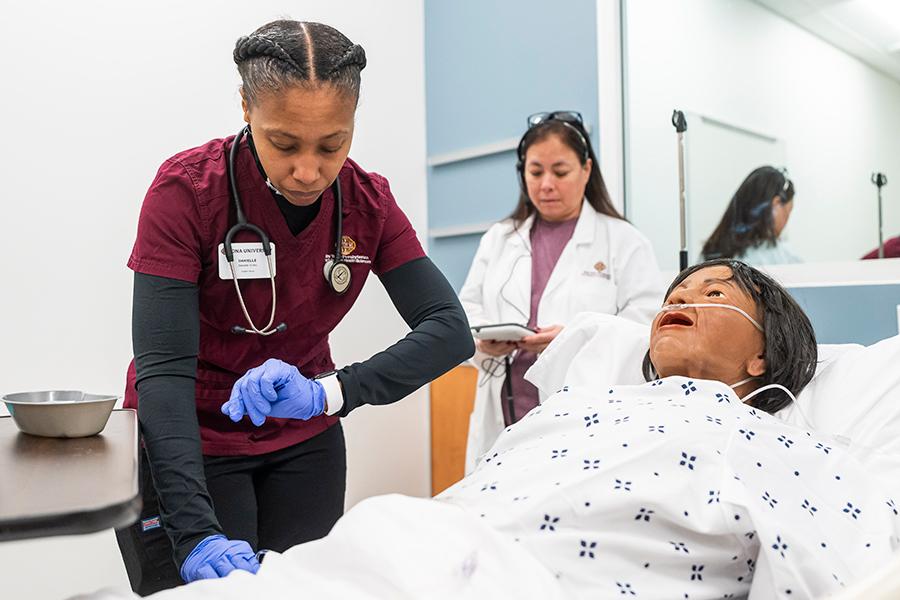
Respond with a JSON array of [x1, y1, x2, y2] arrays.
[[470, 323, 536, 342]]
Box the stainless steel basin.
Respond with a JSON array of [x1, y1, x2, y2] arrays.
[[2, 391, 118, 438]]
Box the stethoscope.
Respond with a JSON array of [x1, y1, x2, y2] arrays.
[[225, 126, 352, 336]]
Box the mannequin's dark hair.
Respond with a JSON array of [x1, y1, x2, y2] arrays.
[[509, 119, 623, 226], [234, 20, 366, 105], [701, 166, 794, 260], [641, 258, 817, 414]]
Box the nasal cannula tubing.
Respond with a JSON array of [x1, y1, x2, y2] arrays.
[[659, 302, 764, 332]]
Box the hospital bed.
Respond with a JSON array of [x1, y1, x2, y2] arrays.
[[526, 312, 900, 599], [75, 316, 900, 599]]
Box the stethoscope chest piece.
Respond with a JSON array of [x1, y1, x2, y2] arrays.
[[324, 260, 352, 294]]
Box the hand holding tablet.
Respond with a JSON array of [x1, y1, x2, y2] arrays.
[[470, 323, 537, 342]]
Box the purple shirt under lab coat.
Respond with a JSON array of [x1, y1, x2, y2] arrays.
[[504, 215, 578, 425]]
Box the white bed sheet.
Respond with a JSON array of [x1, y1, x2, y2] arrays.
[[74, 495, 563, 600]]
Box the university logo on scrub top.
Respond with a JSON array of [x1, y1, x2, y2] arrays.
[[329, 235, 372, 265], [341, 235, 356, 256]]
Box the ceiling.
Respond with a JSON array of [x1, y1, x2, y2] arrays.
[[753, 0, 900, 82]]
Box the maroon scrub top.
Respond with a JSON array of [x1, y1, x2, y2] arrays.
[[125, 135, 425, 456], [862, 236, 900, 259]]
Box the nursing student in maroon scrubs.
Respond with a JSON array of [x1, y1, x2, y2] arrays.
[[115, 20, 473, 595]]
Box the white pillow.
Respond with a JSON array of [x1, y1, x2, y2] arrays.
[[526, 312, 900, 455], [778, 335, 900, 455], [525, 312, 649, 396]]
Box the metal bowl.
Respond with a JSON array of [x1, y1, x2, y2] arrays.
[[2, 391, 118, 438]]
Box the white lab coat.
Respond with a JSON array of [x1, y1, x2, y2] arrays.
[[459, 201, 663, 472]]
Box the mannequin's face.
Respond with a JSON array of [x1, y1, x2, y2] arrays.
[[649, 265, 766, 388]]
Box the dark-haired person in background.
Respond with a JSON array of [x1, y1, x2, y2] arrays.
[[116, 19, 473, 594], [701, 166, 801, 266], [459, 111, 662, 473]]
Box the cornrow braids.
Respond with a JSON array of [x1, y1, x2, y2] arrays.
[[235, 20, 366, 106], [329, 44, 367, 75], [233, 35, 304, 74]]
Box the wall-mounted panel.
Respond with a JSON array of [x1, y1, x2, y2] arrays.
[[425, 0, 601, 290]]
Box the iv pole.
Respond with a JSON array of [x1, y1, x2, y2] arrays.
[[672, 110, 688, 271], [871, 172, 888, 259]]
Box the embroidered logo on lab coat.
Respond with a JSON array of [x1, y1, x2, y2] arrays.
[[581, 261, 611, 279]]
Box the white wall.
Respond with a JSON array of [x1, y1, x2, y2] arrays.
[[623, 0, 900, 270], [0, 1, 427, 598]]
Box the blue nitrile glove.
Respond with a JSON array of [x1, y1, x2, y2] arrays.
[[220, 358, 326, 426], [180, 534, 260, 583]]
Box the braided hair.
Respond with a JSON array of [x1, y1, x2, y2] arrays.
[[234, 20, 367, 105]]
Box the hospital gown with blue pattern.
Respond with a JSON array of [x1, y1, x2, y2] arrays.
[[437, 376, 900, 599], [79, 377, 900, 600]]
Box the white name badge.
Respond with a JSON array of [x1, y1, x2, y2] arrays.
[[217, 242, 277, 280]]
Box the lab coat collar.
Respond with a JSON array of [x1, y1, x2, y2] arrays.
[[508, 200, 596, 249], [572, 199, 598, 245], [506, 213, 535, 252]]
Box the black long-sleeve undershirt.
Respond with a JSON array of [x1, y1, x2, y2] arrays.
[[132, 274, 215, 565], [335, 257, 473, 415], [132, 256, 473, 565]]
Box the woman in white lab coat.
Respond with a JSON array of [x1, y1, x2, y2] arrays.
[[459, 111, 663, 472]]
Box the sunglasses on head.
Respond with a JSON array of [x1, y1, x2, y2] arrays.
[[526, 111, 584, 129], [519, 111, 590, 164]]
